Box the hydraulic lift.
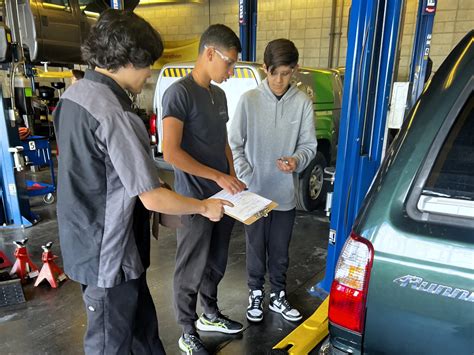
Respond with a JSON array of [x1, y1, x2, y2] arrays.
[[273, 0, 438, 353], [407, 0, 437, 110], [0, 1, 39, 228], [239, 0, 258, 61], [0, 95, 38, 228], [1, 0, 132, 228]]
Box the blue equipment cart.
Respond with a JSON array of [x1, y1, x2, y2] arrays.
[[21, 136, 56, 204]]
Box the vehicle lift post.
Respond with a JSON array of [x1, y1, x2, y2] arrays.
[[239, 0, 257, 62], [274, 0, 405, 352], [110, 0, 124, 10], [0, 1, 39, 228], [0, 86, 38, 228], [317, 0, 405, 294], [407, 0, 437, 110]]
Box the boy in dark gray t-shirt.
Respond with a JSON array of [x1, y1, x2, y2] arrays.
[[162, 24, 246, 355], [162, 74, 230, 199]]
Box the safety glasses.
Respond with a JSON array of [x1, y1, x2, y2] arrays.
[[205, 45, 236, 69]]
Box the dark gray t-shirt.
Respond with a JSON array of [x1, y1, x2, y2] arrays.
[[162, 74, 230, 199]]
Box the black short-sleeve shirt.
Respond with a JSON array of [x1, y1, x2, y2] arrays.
[[162, 74, 230, 198]]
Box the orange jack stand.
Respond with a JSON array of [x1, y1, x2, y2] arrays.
[[34, 242, 67, 288], [0, 250, 13, 269], [10, 239, 39, 282]]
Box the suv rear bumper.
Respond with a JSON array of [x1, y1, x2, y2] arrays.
[[328, 322, 362, 355]]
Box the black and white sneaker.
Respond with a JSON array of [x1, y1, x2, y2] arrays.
[[196, 312, 243, 334], [269, 290, 302, 322], [247, 289, 264, 322], [178, 333, 209, 355]]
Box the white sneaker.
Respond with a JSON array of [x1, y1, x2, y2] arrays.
[[246, 289, 264, 322], [269, 290, 302, 322]]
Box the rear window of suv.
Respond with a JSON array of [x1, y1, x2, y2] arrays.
[[417, 93, 474, 218]]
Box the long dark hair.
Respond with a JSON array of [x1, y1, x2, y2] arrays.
[[82, 9, 163, 71]]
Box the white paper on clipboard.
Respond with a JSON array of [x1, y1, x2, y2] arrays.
[[210, 190, 274, 223]]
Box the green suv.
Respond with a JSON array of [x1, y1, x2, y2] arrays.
[[327, 31, 473, 354], [293, 68, 343, 211]]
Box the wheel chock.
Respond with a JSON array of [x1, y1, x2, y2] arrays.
[[273, 297, 329, 354]]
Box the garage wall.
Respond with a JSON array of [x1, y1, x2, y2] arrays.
[[135, 0, 472, 110], [134, 0, 345, 69], [134, 0, 239, 41]]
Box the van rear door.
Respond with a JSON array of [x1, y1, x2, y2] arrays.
[[154, 63, 263, 155], [154, 65, 193, 154]]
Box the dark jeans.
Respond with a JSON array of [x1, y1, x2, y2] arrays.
[[173, 214, 235, 334], [244, 209, 296, 293], [81, 273, 165, 355]]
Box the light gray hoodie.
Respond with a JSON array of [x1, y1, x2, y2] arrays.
[[229, 79, 317, 211]]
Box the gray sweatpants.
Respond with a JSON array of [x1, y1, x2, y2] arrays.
[[81, 273, 165, 355], [173, 214, 235, 334]]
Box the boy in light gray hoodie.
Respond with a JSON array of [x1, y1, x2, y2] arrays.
[[229, 39, 317, 323]]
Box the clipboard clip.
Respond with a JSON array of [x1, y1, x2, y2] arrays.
[[255, 207, 271, 219]]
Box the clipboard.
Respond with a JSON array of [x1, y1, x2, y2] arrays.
[[234, 200, 278, 225], [210, 190, 278, 225]]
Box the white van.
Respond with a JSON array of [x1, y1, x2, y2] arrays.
[[153, 62, 265, 154], [152, 62, 343, 211]]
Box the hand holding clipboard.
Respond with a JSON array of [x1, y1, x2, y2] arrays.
[[210, 190, 278, 225]]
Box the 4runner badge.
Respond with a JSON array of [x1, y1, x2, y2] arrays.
[[393, 275, 474, 303]]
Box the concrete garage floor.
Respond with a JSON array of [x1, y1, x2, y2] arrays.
[[0, 167, 329, 355]]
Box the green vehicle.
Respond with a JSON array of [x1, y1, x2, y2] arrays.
[[327, 31, 474, 354], [293, 68, 343, 211], [153, 63, 343, 211]]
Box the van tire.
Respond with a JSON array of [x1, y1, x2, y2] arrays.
[[295, 152, 327, 211]]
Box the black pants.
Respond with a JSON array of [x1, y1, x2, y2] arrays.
[[245, 209, 296, 292], [173, 214, 235, 334], [81, 273, 165, 355]]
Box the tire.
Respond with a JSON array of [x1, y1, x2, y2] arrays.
[[43, 193, 55, 205], [295, 152, 327, 211]]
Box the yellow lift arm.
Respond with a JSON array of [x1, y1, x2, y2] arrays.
[[273, 297, 329, 354]]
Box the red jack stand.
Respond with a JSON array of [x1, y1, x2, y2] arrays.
[[10, 239, 39, 282], [0, 250, 13, 269], [34, 242, 67, 288]]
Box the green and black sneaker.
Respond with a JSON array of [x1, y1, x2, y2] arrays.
[[178, 333, 209, 355], [196, 312, 243, 334]]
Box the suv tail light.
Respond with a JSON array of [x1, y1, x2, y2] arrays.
[[328, 232, 374, 333]]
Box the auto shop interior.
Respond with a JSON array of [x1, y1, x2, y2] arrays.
[[0, 0, 473, 354]]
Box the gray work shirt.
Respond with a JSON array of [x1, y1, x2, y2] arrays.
[[54, 70, 160, 288], [162, 74, 230, 199]]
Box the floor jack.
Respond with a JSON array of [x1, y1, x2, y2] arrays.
[[10, 238, 39, 282], [34, 242, 67, 288]]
